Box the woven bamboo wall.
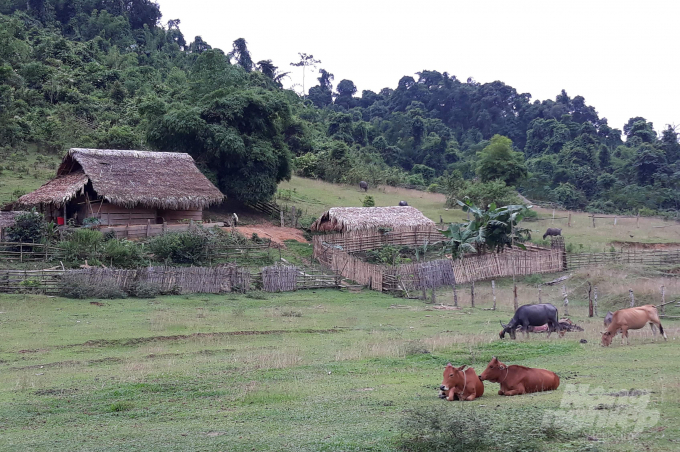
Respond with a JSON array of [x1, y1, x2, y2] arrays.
[[262, 265, 298, 292], [316, 242, 565, 292], [313, 225, 445, 256]]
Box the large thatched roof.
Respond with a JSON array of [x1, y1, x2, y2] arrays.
[[310, 206, 436, 233], [17, 148, 224, 209]]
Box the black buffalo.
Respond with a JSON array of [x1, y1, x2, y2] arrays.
[[499, 303, 561, 339], [543, 228, 562, 239], [359, 181, 368, 192], [398, 200, 408, 206]]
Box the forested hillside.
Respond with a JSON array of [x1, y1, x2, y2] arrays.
[[1, 1, 680, 213]]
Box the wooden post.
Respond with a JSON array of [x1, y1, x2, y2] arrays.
[[280, 210, 285, 228], [614, 216, 617, 226], [661, 285, 665, 316], [552, 209, 555, 223], [162, 221, 167, 233], [470, 281, 475, 307], [636, 212, 640, 228], [452, 284, 458, 307], [592, 215, 596, 228], [588, 282, 593, 317], [594, 286, 598, 316], [431, 284, 436, 304], [513, 284, 518, 311], [538, 286, 542, 304], [492, 280, 496, 310], [63, 204, 67, 224], [567, 213, 572, 227], [629, 289, 635, 307], [291, 206, 296, 228], [562, 285, 569, 316], [146, 219, 151, 238]]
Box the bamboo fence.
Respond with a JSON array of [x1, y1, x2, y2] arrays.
[[313, 225, 446, 255], [316, 241, 565, 292], [261, 265, 298, 292], [566, 249, 680, 270], [0, 242, 61, 262]]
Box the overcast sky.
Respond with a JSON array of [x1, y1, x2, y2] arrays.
[[157, 0, 679, 134]]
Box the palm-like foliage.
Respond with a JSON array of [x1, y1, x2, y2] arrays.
[[443, 200, 532, 256]]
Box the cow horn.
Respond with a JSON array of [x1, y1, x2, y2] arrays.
[[500, 320, 508, 328]]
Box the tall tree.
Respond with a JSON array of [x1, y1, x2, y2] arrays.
[[476, 135, 527, 185], [290, 53, 320, 98], [230, 38, 253, 72]]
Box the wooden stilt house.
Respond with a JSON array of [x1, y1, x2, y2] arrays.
[[16, 149, 224, 232]]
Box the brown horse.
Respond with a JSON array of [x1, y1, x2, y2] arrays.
[[601, 305, 666, 346]]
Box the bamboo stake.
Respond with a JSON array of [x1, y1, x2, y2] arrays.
[[568, 213, 571, 227], [588, 281, 593, 317], [629, 289, 635, 307], [492, 280, 496, 310], [562, 285, 569, 316], [538, 286, 542, 304], [661, 285, 665, 316], [470, 280, 475, 307], [513, 284, 518, 312]]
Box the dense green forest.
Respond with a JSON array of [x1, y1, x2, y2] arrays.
[[1, 1, 679, 213]]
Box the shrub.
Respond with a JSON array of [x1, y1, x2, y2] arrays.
[[59, 273, 127, 299], [58, 229, 104, 262], [100, 239, 147, 268], [6, 209, 46, 243], [362, 195, 375, 207], [129, 281, 161, 298], [147, 228, 210, 265], [397, 406, 579, 452], [427, 183, 439, 193]]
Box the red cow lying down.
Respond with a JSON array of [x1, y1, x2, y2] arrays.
[[439, 363, 485, 401], [479, 357, 560, 396]]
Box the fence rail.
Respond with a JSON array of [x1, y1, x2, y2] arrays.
[[566, 249, 680, 270]]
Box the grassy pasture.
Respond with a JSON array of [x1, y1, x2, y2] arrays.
[[279, 176, 680, 251], [1, 266, 679, 451]]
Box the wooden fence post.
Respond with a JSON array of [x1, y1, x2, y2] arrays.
[[588, 282, 593, 317], [568, 213, 571, 227], [538, 286, 542, 303], [594, 286, 598, 316], [552, 209, 555, 224], [636, 212, 640, 228], [592, 215, 596, 228], [614, 216, 617, 226], [146, 219, 151, 237], [291, 206, 296, 228], [629, 289, 635, 307], [492, 280, 496, 310], [452, 283, 458, 307], [513, 284, 518, 311], [562, 285, 569, 316], [661, 285, 665, 316], [470, 281, 475, 307], [280, 210, 285, 228]]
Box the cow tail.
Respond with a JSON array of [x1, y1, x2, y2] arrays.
[[659, 323, 664, 335]]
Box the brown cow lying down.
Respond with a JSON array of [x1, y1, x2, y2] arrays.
[[440, 363, 485, 401], [479, 357, 560, 396], [601, 305, 667, 346]]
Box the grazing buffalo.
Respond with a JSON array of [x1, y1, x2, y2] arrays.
[[604, 311, 614, 327], [542, 228, 562, 239], [440, 363, 485, 401], [479, 357, 560, 396], [359, 181, 368, 192], [499, 303, 560, 339], [601, 305, 666, 346], [398, 200, 408, 206]]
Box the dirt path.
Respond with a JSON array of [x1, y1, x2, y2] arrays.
[[229, 225, 308, 247]]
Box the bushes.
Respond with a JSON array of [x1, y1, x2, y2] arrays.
[[58, 273, 127, 299], [397, 406, 580, 452], [6, 209, 48, 243], [147, 228, 211, 265], [58, 229, 103, 262], [100, 239, 147, 268]]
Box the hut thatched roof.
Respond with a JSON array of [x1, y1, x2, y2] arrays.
[[0, 211, 23, 228], [17, 148, 224, 209], [310, 206, 436, 233]]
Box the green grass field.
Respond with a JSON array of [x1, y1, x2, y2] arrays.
[[1, 267, 679, 451]]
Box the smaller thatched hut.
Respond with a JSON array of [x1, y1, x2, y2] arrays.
[[16, 148, 224, 227], [311, 206, 441, 255], [310, 206, 435, 233]]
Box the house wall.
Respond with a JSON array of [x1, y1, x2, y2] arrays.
[[96, 203, 157, 226], [158, 209, 203, 224]]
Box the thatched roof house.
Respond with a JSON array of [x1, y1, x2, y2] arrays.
[[310, 206, 436, 233], [16, 148, 224, 227]]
